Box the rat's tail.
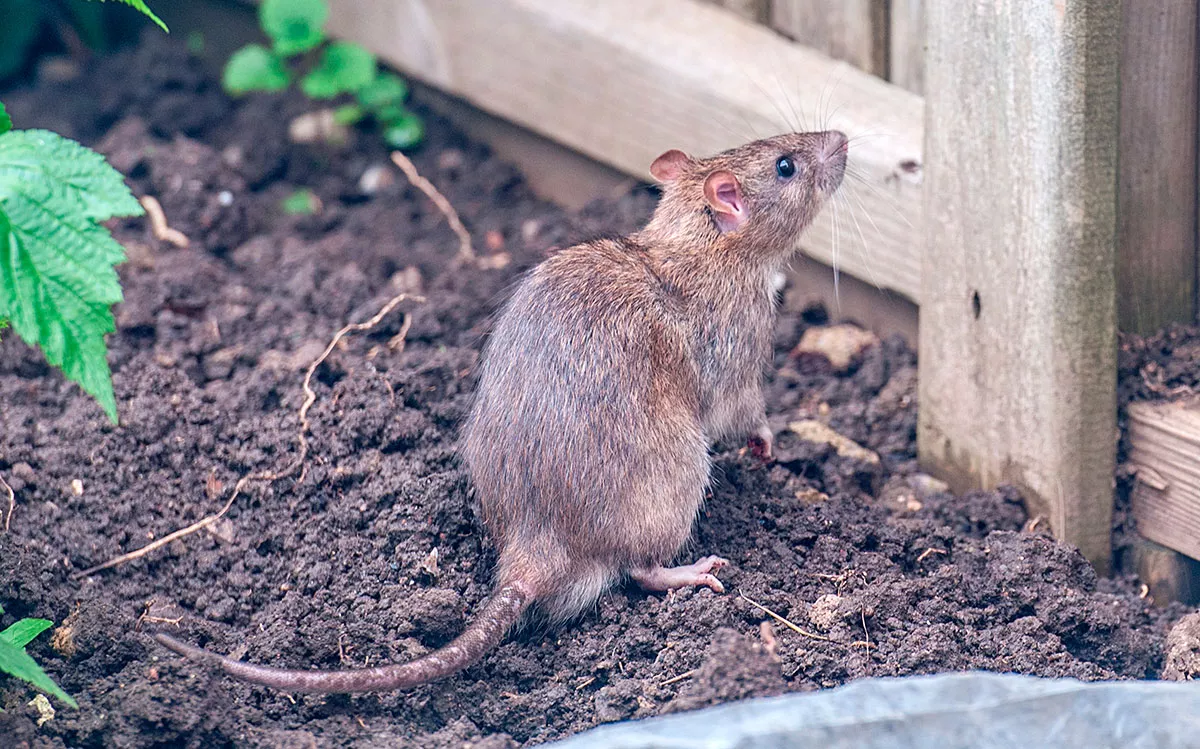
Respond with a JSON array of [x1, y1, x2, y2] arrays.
[[155, 583, 529, 693]]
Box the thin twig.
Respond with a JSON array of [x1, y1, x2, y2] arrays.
[[75, 293, 425, 578], [738, 593, 832, 642], [73, 151, 480, 578], [297, 294, 424, 484], [659, 669, 695, 687], [139, 195, 190, 248], [390, 150, 475, 261], [1, 473, 14, 533], [915, 547, 946, 563]]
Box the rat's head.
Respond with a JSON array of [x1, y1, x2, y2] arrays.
[[647, 130, 847, 258]]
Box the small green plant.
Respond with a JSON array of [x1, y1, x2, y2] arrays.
[[0, 102, 145, 423], [223, 0, 423, 150], [281, 188, 320, 215], [0, 605, 76, 708]]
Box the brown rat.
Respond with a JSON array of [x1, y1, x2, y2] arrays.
[[156, 128, 848, 692]]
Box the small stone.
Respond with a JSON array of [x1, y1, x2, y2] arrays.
[[787, 420, 880, 466], [28, 694, 55, 727], [70, 479, 84, 496], [794, 487, 829, 504], [808, 594, 844, 631], [389, 266, 424, 295], [358, 164, 394, 195], [217, 190, 234, 206], [289, 109, 349, 146], [791, 324, 880, 373], [909, 473, 950, 496], [485, 230, 505, 251]]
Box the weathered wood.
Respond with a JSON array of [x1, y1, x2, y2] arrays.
[[1128, 400, 1200, 561], [1128, 538, 1200, 607], [770, 0, 888, 76], [888, 0, 923, 94], [1116, 2, 1200, 600], [1117, 2, 1198, 334], [699, 0, 770, 24], [918, 1, 1121, 571], [315, 0, 925, 303]]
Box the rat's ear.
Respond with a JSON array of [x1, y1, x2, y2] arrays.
[[650, 149, 691, 182], [703, 170, 746, 232]]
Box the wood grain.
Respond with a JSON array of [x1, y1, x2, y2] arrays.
[[888, 0, 923, 94], [315, 0, 925, 302], [1117, 1, 1198, 334], [699, 0, 770, 24], [1128, 400, 1200, 563], [918, 0, 1121, 571], [770, 0, 888, 76]]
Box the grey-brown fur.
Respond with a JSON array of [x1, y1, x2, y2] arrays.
[[156, 129, 847, 693]]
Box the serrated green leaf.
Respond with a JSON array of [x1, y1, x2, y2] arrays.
[[0, 130, 143, 221], [356, 73, 408, 110], [0, 633, 77, 708], [0, 618, 53, 649], [300, 42, 376, 99], [261, 0, 327, 56], [0, 129, 143, 423], [383, 113, 424, 150], [223, 45, 290, 95], [88, 0, 168, 32], [0, 103, 11, 136]]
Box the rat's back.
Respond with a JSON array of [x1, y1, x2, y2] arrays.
[[461, 238, 709, 617]]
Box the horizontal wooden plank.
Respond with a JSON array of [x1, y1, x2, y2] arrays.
[[1128, 399, 1200, 562], [770, 0, 888, 77], [314, 0, 924, 302]]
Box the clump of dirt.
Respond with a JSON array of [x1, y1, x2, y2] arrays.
[[0, 31, 1183, 747]]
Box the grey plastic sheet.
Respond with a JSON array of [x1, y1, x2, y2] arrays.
[[544, 672, 1200, 749]]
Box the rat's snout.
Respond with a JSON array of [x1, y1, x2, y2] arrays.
[[814, 130, 848, 193]]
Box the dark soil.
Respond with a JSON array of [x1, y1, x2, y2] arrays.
[[0, 32, 1184, 748]]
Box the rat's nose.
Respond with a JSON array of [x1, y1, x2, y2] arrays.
[[816, 130, 847, 192], [820, 130, 848, 160]]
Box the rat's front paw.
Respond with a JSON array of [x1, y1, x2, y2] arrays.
[[747, 425, 773, 464]]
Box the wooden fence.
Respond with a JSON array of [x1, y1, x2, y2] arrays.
[[284, 0, 1199, 595]]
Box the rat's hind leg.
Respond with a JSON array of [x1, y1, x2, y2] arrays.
[[630, 555, 729, 594]]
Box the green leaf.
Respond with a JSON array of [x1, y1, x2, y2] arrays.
[[356, 73, 408, 110], [383, 113, 424, 150], [0, 618, 53, 649], [0, 628, 77, 708], [89, 0, 169, 32], [281, 189, 319, 215], [261, 0, 328, 56], [300, 42, 375, 99], [0, 129, 145, 423], [223, 45, 290, 95], [332, 104, 365, 126], [0, 103, 11, 136]]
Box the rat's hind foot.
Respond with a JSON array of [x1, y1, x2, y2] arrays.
[[631, 556, 729, 595]]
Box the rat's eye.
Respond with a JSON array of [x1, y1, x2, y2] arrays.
[[775, 155, 796, 179]]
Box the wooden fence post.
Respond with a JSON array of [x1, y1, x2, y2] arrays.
[[1118, 0, 1200, 602], [918, 2, 1122, 572]]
